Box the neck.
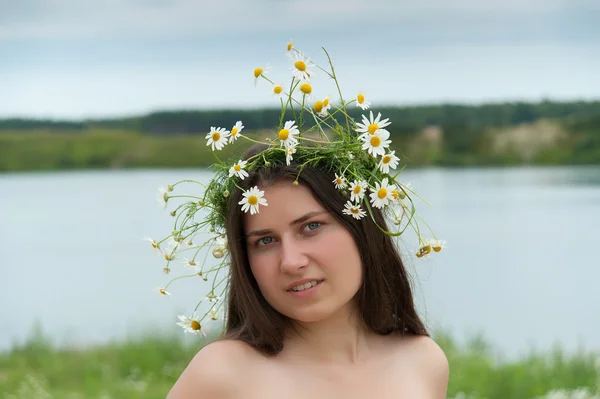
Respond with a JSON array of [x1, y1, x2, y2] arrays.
[[281, 303, 375, 365]]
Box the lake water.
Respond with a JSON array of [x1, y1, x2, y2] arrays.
[[1, 166, 599, 359]]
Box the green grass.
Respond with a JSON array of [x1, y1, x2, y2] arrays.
[[1, 329, 598, 399]]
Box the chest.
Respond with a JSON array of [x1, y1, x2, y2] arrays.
[[241, 360, 432, 399]]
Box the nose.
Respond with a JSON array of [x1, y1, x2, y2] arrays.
[[279, 236, 309, 273]]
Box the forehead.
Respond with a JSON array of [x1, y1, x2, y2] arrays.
[[243, 182, 326, 231]]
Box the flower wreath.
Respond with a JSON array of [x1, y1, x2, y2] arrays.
[[146, 41, 445, 336]]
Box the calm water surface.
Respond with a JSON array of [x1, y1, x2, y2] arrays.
[[1, 166, 599, 359]]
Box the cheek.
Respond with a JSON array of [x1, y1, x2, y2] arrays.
[[248, 252, 277, 289]]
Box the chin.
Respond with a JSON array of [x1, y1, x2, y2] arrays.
[[280, 302, 345, 324]]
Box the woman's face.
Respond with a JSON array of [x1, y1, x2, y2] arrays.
[[244, 181, 363, 323]]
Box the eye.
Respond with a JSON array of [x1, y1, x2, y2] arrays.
[[256, 236, 274, 247], [304, 221, 321, 232]]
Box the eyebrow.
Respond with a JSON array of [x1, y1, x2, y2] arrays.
[[245, 210, 328, 237]]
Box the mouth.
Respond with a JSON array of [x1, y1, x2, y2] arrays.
[[287, 279, 324, 292]]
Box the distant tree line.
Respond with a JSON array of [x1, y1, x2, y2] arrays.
[[2, 100, 599, 135]]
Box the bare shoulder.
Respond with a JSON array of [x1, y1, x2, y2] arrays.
[[167, 339, 257, 399], [397, 335, 449, 397]]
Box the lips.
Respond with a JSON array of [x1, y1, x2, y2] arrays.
[[286, 279, 324, 292]]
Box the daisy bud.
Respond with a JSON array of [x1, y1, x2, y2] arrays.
[[223, 190, 230, 198], [314, 101, 324, 113], [163, 267, 170, 275], [292, 181, 299, 186], [202, 275, 208, 281], [300, 83, 312, 95], [212, 248, 225, 259], [265, 161, 271, 167], [198, 200, 205, 206], [170, 210, 176, 217], [167, 184, 174, 192]]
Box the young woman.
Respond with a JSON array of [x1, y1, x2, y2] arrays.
[[167, 144, 449, 398]]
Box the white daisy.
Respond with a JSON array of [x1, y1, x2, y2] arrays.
[[156, 287, 170, 296], [332, 173, 346, 190], [228, 160, 249, 180], [355, 111, 391, 140], [176, 315, 206, 336], [342, 201, 367, 220], [415, 241, 433, 259], [272, 84, 284, 98], [278, 120, 300, 148], [209, 307, 224, 321], [287, 51, 315, 81], [205, 127, 230, 151], [356, 93, 371, 110], [348, 180, 367, 202], [238, 186, 268, 215], [206, 293, 221, 303], [183, 258, 198, 271], [253, 64, 270, 87], [378, 151, 400, 174], [314, 96, 331, 118], [431, 239, 446, 253], [369, 178, 395, 209], [361, 129, 391, 157], [229, 121, 244, 143], [286, 146, 297, 166], [144, 237, 162, 253], [157, 187, 168, 208], [212, 236, 227, 258]]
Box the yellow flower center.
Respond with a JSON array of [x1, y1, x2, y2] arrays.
[[254, 68, 263, 78], [370, 136, 381, 147], [368, 123, 379, 135], [159, 289, 168, 295], [279, 129, 289, 140], [211, 132, 220, 141], [351, 208, 360, 214], [248, 195, 258, 205], [231, 128, 238, 136], [287, 42, 293, 51], [433, 244, 442, 252], [335, 178, 342, 185], [416, 252, 424, 258], [382, 155, 392, 164], [323, 98, 329, 106], [353, 186, 361, 194], [300, 83, 312, 94], [151, 242, 158, 249], [274, 85, 283, 94], [422, 245, 432, 255], [190, 320, 201, 330], [357, 93, 365, 104], [377, 188, 388, 199], [314, 101, 323, 112], [391, 189, 399, 199], [234, 165, 241, 171], [295, 61, 306, 71]]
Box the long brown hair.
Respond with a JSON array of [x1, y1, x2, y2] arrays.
[[223, 144, 428, 355]]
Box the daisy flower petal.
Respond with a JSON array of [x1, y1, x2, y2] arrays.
[[205, 127, 230, 151], [228, 160, 249, 180], [369, 177, 395, 209], [238, 186, 268, 215], [342, 201, 367, 220]]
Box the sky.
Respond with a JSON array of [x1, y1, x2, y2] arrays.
[[1, 0, 598, 120]]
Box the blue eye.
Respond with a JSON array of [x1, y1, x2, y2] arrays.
[[257, 237, 273, 246], [305, 222, 321, 231]]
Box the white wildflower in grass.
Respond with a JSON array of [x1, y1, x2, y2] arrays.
[[278, 120, 300, 148], [239, 186, 268, 214], [313, 97, 331, 117], [229, 121, 244, 143], [288, 51, 314, 81], [361, 129, 391, 157], [228, 160, 249, 180], [272, 84, 284, 98], [356, 111, 391, 139], [343, 201, 367, 220], [144, 237, 161, 253], [205, 127, 230, 151], [332, 173, 346, 190], [157, 187, 169, 208], [286, 146, 297, 166], [176, 315, 206, 336], [369, 178, 395, 209], [356, 93, 370, 110], [253, 64, 270, 87], [378, 150, 400, 174], [156, 287, 171, 296], [348, 180, 367, 202], [299, 83, 312, 96]]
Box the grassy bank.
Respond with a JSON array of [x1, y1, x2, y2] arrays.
[[1, 119, 600, 172], [1, 331, 598, 399]]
